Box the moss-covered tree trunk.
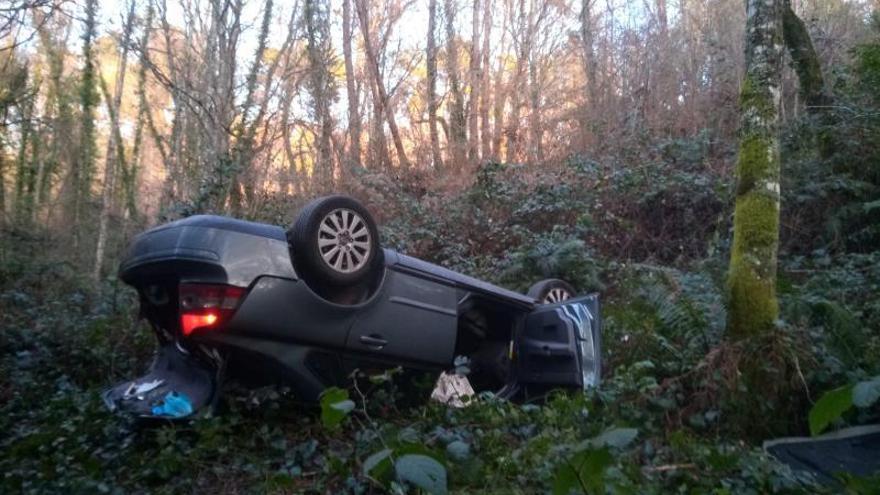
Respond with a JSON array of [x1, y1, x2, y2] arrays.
[[781, 0, 837, 161], [782, 1, 827, 110], [72, 0, 99, 250], [727, 0, 784, 339]]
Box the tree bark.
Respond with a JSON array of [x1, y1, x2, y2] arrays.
[[444, 0, 467, 169], [467, 0, 481, 162], [93, 0, 135, 283], [479, 0, 492, 160], [727, 0, 783, 339], [356, 0, 411, 168], [230, 0, 274, 213], [579, 0, 599, 144], [342, 0, 362, 172], [781, 0, 836, 161], [0, 134, 5, 225], [426, 0, 444, 170], [304, 0, 334, 185], [527, 52, 543, 163], [129, 1, 154, 221], [505, 0, 533, 163], [13, 94, 33, 222], [655, 0, 667, 36], [490, 6, 509, 161], [781, 1, 828, 110], [72, 0, 99, 250]]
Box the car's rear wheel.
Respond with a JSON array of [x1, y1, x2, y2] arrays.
[[288, 195, 383, 289], [527, 278, 576, 304]]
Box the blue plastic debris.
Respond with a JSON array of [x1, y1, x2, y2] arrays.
[[151, 391, 194, 418]]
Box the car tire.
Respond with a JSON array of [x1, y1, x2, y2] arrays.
[[527, 279, 576, 304], [288, 195, 383, 288]]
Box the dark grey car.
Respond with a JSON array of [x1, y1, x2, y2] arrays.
[[103, 195, 601, 418]]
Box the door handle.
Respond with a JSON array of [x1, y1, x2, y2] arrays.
[[359, 334, 388, 349]]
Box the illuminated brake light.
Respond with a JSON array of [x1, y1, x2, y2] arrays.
[[179, 284, 245, 336], [181, 312, 219, 336]]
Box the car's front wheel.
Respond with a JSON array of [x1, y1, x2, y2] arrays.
[[288, 195, 383, 290]]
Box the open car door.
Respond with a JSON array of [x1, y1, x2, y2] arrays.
[[513, 294, 601, 394]]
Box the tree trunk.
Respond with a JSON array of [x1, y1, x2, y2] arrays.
[[157, 3, 182, 202], [444, 0, 467, 169], [467, 0, 481, 162], [342, 0, 362, 172], [479, 0, 492, 160], [655, 0, 668, 36], [781, 1, 828, 110], [505, 0, 532, 163], [13, 95, 33, 222], [727, 0, 783, 339], [427, 0, 444, 170], [281, 86, 296, 195], [72, 0, 99, 250], [356, 0, 410, 168], [93, 0, 135, 283], [371, 97, 391, 169], [230, 0, 274, 213], [579, 0, 599, 144], [781, 0, 836, 161], [0, 134, 5, 225], [527, 53, 543, 163], [94, 76, 127, 282], [305, 0, 334, 186], [491, 8, 509, 161]]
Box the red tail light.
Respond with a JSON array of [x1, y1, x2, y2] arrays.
[[179, 283, 246, 336]]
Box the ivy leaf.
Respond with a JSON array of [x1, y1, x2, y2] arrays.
[[552, 447, 612, 495], [852, 377, 880, 408], [319, 387, 353, 430], [809, 385, 853, 436], [576, 427, 639, 450], [397, 426, 420, 444], [394, 454, 448, 495], [445, 440, 470, 461], [363, 448, 394, 484], [331, 399, 355, 413]]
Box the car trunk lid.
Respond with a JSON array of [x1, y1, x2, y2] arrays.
[[102, 342, 218, 419]]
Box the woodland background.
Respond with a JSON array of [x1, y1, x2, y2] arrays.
[[1, 0, 880, 493]]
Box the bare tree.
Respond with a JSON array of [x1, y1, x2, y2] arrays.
[[342, 0, 362, 172], [229, 0, 275, 213], [490, 0, 510, 160], [71, 0, 98, 250], [478, 0, 492, 160], [304, 0, 335, 185], [655, 0, 667, 36], [505, 0, 537, 163], [426, 0, 443, 170], [356, 0, 410, 168], [444, 0, 467, 168], [467, 0, 481, 162], [579, 0, 599, 144], [93, 0, 136, 282]]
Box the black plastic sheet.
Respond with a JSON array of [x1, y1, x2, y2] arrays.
[[764, 425, 880, 484]]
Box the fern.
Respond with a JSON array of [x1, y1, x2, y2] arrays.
[[632, 264, 726, 351]]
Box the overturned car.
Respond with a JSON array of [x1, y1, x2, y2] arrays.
[[104, 195, 602, 418]]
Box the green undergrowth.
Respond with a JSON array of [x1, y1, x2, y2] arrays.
[[2, 246, 879, 494]]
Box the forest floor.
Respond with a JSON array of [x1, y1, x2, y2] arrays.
[[2, 252, 876, 494]]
